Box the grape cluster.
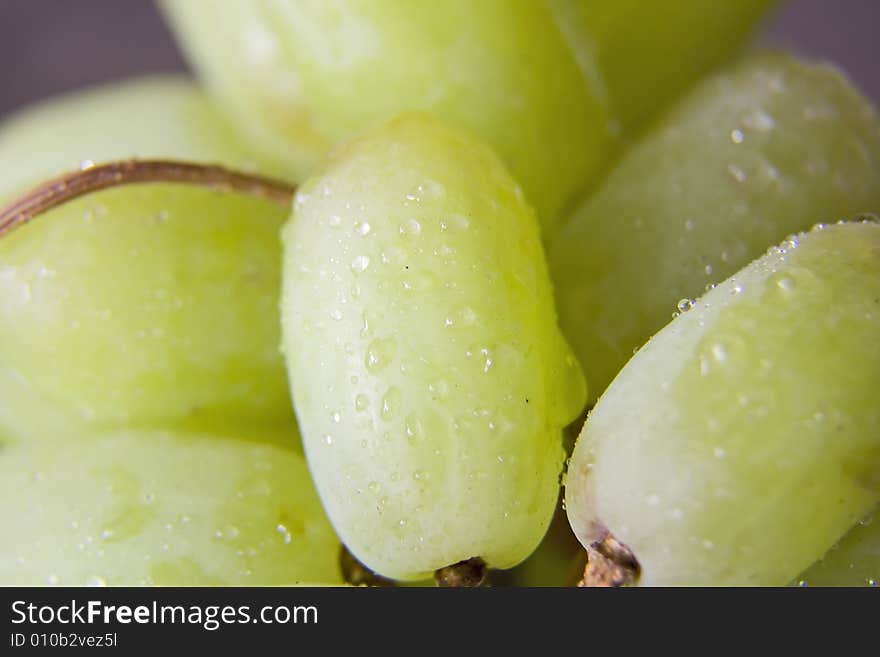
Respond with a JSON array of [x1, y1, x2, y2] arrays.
[[0, 1, 877, 587]]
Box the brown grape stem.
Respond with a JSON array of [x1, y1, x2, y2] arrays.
[[434, 557, 489, 587], [578, 533, 640, 587], [0, 159, 297, 238]]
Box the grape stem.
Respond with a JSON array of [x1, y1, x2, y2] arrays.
[[0, 159, 296, 238], [578, 533, 640, 587], [434, 557, 489, 587]]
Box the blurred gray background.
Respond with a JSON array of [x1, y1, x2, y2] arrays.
[[0, 0, 877, 118]]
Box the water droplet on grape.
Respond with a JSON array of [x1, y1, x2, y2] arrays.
[[741, 109, 775, 132], [405, 414, 422, 443], [365, 337, 395, 372], [350, 255, 370, 273], [399, 218, 422, 237], [441, 213, 470, 233], [480, 347, 493, 372], [428, 379, 449, 401], [381, 386, 401, 421], [727, 163, 747, 183], [276, 524, 292, 544], [84, 575, 107, 587]]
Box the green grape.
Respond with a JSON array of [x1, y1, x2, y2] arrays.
[[159, 0, 611, 226], [0, 184, 292, 434], [549, 0, 775, 130], [565, 221, 880, 586], [795, 508, 879, 587], [281, 113, 586, 580], [0, 76, 284, 198], [550, 53, 880, 403], [0, 428, 342, 586]]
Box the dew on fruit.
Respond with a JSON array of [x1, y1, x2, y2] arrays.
[[727, 163, 747, 183], [399, 218, 422, 237], [350, 254, 370, 273], [405, 180, 445, 203], [405, 414, 423, 443], [730, 129, 744, 144], [355, 394, 369, 412], [380, 386, 401, 421], [441, 213, 470, 233], [774, 275, 795, 293], [84, 575, 107, 587], [365, 337, 395, 373], [480, 347, 493, 373], [276, 524, 292, 545]]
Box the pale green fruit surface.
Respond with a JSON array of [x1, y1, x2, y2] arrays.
[[565, 222, 880, 586], [795, 509, 879, 587], [0, 76, 283, 198], [282, 113, 585, 580], [0, 184, 292, 434], [551, 0, 775, 130], [550, 53, 880, 402], [0, 429, 342, 586], [160, 0, 611, 226]]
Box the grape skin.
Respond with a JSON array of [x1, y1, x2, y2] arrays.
[[565, 222, 880, 586], [0, 76, 284, 198], [0, 429, 342, 586], [551, 0, 775, 130], [159, 0, 612, 227], [0, 185, 293, 436], [0, 79, 295, 436], [794, 508, 879, 587], [282, 113, 585, 580], [550, 53, 880, 403]]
